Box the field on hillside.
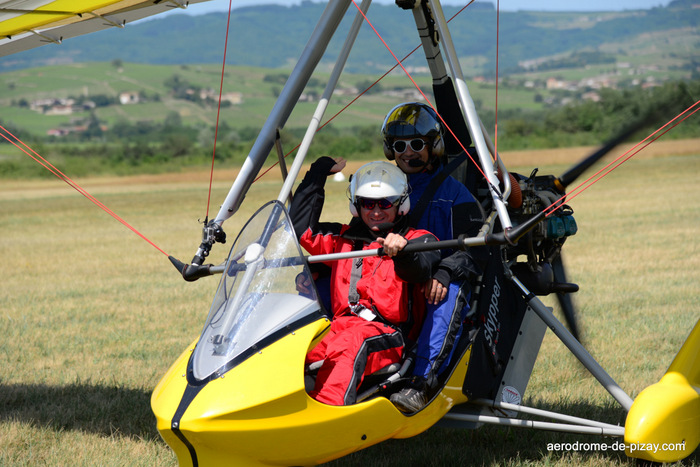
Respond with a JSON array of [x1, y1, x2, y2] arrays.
[[0, 62, 547, 137], [1, 143, 699, 466], [3, 58, 693, 140]]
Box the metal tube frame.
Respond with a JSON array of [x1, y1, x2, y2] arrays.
[[212, 0, 351, 226], [442, 412, 625, 437], [427, 0, 512, 229], [471, 398, 624, 432], [508, 273, 635, 412], [277, 0, 372, 205]]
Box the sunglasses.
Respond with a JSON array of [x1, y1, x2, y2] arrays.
[[391, 138, 426, 154], [358, 197, 399, 210]]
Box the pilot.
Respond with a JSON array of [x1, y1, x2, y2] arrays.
[[381, 102, 486, 412], [289, 159, 440, 406]]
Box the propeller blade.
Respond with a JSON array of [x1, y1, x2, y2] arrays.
[[556, 119, 645, 190], [551, 254, 580, 341], [556, 96, 682, 190]]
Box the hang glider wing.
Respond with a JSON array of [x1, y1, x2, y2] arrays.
[[0, 0, 212, 57]]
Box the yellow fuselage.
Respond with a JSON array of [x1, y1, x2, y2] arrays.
[[151, 317, 471, 466]]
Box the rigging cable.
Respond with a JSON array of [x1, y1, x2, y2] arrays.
[[543, 98, 700, 216], [1, 0, 237, 259], [204, 0, 235, 223], [494, 0, 500, 161], [348, 0, 492, 186], [253, 1, 475, 183], [8, 3, 698, 253], [0, 124, 169, 256], [253, 45, 420, 182]]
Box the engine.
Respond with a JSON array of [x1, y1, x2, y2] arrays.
[[482, 169, 579, 296], [507, 170, 577, 259]]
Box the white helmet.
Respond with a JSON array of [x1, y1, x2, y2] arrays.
[[348, 161, 410, 217]]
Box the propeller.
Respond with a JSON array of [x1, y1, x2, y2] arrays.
[[551, 254, 579, 341], [554, 116, 650, 192], [546, 102, 678, 341], [554, 93, 685, 192]]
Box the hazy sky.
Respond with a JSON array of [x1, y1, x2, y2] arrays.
[[182, 0, 672, 14]]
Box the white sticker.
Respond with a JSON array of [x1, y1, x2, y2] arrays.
[[501, 386, 521, 405]]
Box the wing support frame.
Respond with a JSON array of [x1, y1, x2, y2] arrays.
[[29, 28, 61, 44], [442, 399, 626, 437], [209, 0, 351, 229], [87, 12, 125, 29], [187, 0, 352, 266], [209, 0, 515, 241], [275, 0, 372, 207]]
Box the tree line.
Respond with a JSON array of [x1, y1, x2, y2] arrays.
[[1, 78, 698, 179]]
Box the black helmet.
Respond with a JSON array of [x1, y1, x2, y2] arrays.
[[381, 102, 444, 160]]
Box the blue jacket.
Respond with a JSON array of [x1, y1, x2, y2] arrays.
[[408, 167, 485, 286]]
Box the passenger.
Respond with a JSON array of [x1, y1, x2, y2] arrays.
[[382, 102, 486, 413], [289, 158, 440, 406]]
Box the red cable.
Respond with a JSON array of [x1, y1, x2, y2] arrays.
[[205, 0, 235, 221], [10, 3, 695, 247], [543, 99, 700, 216], [348, 0, 491, 184], [254, 44, 422, 182], [494, 0, 500, 160], [1, 124, 169, 256], [254, 1, 475, 182]]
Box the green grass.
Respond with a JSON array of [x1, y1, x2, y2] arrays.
[[1, 150, 699, 465]]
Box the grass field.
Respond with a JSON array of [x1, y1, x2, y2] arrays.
[[1, 140, 699, 466]]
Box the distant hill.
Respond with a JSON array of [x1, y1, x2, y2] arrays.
[[3, 0, 699, 75]]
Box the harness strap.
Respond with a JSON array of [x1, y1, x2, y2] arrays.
[[409, 152, 469, 227], [346, 241, 400, 333], [348, 240, 364, 307]]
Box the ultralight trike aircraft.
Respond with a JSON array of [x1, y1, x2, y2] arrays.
[[154, 1, 699, 465], [1, 0, 698, 466]]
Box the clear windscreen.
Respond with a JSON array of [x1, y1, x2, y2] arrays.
[[191, 201, 322, 381]]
